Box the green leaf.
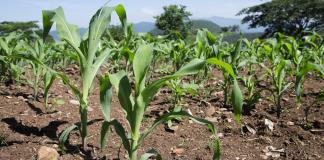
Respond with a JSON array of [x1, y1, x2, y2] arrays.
[[87, 6, 114, 62], [42, 10, 56, 40], [44, 72, 56, 110], [100, 74, 112, 121], [59, 124, 79, 153], [207, 58, 236, 78], [138, 111, 217, 147], [100, 121, 110, 148], [231, 36, 242, 63], [212, 138, 221, 160], [133, 44, 153, 93], [173, 58, 206, 76], [295, 63, 324, 104], [141, 58, 205, 105], [100, 119, 131, 153], [109, 71, 133, 118], [115, 4, 128, 35], [231, 79, 243, 123], [52, 7, 81, 48]]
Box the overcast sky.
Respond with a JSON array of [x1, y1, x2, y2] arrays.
[[1, 0, 267, 27]]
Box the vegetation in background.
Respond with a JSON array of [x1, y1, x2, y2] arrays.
[[0, 21, 38, 36], [155, 5, 192, 39], [238, 0, 324, 37]]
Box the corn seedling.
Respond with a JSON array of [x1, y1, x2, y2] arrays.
[[100, 44, 220, 160], [41, 4, 128, 150]]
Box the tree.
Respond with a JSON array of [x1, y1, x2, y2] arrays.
[[0, 21, 39, 36], [238, 0, 324, 37], [230, 25, 240, 33], [154, 5, 192, 39], [221, 26, 230, 33]]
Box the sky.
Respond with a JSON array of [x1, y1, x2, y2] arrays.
[[0, 0, 267, 27]]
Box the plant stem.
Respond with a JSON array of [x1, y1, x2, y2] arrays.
[[276, 93, 281, 118], [80, 105, 88, 150]]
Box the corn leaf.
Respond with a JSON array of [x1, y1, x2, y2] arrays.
[[231, 79, 243, 123], [133, 44, 153, 93], [109, 71, 134, 119], [100, 74, 112, 121], [59, 124, 79, 152], [141, 58, 205, 105], [207, 58, 236, 78]]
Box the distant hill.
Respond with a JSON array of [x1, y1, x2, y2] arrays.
[[132, 22, 155, 33], [191, 19, 221, 34], [208, 16, 264, 33]]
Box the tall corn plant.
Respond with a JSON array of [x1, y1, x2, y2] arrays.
[[42, 4, 127, 150], [100, 44, 220, 160]]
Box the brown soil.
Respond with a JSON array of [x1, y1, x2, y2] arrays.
[[0, 68, 323, 160]]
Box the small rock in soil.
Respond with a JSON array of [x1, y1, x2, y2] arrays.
[[282, 97, 289, 101], [262, 146, 284, 159], [205, 117, 218, 123], [17, 96, 24, 100], [213, 91, 224, 97], [5, 96, 12, 99], [171, 147, 184, 156], [287, 121, 294, 126], [243, 124, 256, 134], [205, 106, 215, 116], [37, 146, 59, 160], [27, 95, 34, 100], [264, 119, 274, 131], [217, 133, 224, 138], [69, 100, 79, 105], [310, 129, 324, 135]]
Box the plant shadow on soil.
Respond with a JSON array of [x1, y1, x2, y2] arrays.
[[1, 117, 68, 139]]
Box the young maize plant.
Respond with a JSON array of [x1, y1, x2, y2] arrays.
[[213, 36, 243, 107], [192, 29, 243, 121], [100, 44, 221, 160], [237, 39, 263, 113], [41, 4, 128, 150], [206, 58, 243, 122], [23, 33, 55, 101], [291, 34, 324, 123], [0, 32, 26, 84]]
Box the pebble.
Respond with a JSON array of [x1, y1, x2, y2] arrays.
[[27, 95, 33, 99], [287, 121, 294, 126], [218, 133, 224, 138], [205, 117, 218, 123], [205, 106, 215, 116], [37, 146, 59, 160]]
